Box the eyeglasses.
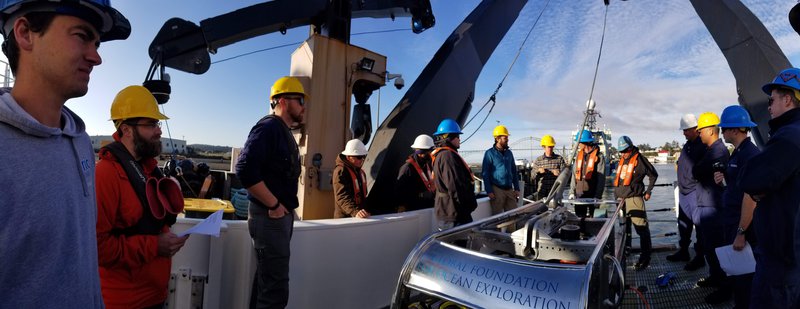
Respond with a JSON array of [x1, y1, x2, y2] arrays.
[[353, 155, 366, 160], [284, 96, 305, 106], [126, 121, 162, 129]]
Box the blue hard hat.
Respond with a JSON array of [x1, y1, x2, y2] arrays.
[[577, 130, 593, 143], [178, 159, 195, 173], [763, 68, 800, 94], [718, 105, 756, 128], [618, 136, 633, 152], [434, 118, 463, 136], [0, 0, 130, 42]]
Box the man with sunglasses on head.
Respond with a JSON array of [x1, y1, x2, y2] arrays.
[[333, 139, 371, 218], [739, 68, 800, 308], [236, 76, 305, 309], [0, 0, 129, 307], [691, 112, 730, 292], [96, 85, 188, 309]]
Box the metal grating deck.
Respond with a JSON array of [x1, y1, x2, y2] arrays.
[[622, 249, 735, 309]]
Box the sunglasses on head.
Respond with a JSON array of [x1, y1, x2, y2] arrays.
[[284, 96, 305, 106]]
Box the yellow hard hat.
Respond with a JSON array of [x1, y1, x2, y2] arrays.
[[541, 134, 556, 147], [696, 112, 720, 130], [492, 125, 510, 137], [270, 76, 306, 99], [110, 85, 168, 125]]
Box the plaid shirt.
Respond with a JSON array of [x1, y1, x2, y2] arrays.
[[532, 153, 565, 198]]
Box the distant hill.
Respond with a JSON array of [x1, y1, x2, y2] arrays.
[[188, 144, 231, 154]]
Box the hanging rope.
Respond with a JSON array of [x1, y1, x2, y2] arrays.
[[542, 1, 612, 207], [565, 2, 611, 166], [461, 0, 552, 143]]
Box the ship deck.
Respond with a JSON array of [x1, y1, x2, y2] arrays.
[[622, 247, 734, 309]]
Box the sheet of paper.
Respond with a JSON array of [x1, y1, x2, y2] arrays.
[[176, 209, 224, 237], [715, 243, 756, 276]]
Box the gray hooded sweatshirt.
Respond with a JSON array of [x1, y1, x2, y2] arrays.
[[0, 88, 103, 308]]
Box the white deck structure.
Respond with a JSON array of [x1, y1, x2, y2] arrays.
[[167, 197, 494, 308]]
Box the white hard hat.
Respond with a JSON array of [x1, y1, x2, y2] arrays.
[[410, 134, 434, 149], [341, 139, 368, 156], [679, 114, 698, 130]]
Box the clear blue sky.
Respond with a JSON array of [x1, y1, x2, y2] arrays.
[[8, 0, 800, 162]]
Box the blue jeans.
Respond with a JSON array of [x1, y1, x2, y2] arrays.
[[249, 207, 294, 309]]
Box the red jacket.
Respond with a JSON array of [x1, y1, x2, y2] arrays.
[[95, 147, 170, 309]]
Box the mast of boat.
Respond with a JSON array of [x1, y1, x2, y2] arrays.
[[541, 0, 613, 206]]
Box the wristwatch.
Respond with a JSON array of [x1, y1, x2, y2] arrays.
[[736, 226, 746, 235], [267, 200, 280, 211]]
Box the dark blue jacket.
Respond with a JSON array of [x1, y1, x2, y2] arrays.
[[739, 108, 800, 277], [677, 137, 706, 195], [692, 138, 729, 209], [235, 115, 301, 210], [719, 137, 759, 225], [481, 145, 520, 193]]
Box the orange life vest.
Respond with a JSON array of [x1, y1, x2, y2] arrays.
[[614, 152, 640, 187], [431, 146, 474, 184], [575, 147, 599, 181], [338, 163, 367, 205], [407, 156, 434, 192]]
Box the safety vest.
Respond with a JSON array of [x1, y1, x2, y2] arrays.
[[431, 146, 474, 184], [575, 147, 599, 181], [338, 163, 367, 205], [407, 155, 435, 192], [614, 152, 640, 187]]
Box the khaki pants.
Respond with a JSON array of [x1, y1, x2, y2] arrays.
[[623, 196, 652, 257], [490, 186, 517, 215]]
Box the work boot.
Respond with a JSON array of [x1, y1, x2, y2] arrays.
[[666, 249, 690, 262], [705, 287, 732, 304], [684, 256, 705, 271], [696, 277, 722, 288], [634, 255, 651, 271]]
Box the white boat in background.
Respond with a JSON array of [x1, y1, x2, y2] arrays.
[[654, 150, 670, 164]]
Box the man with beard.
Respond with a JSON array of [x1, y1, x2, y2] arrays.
[[532, 134, 565, 200], [95, 85, 189, 308], [481, 125, 520, 216], [432, 119, 477, 230], [236, 76, 305, 308], [0, 1, 130, 307], [396, 134, 436, 212]]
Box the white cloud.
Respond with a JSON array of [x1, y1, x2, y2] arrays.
[[464, 0, 796, 153]]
